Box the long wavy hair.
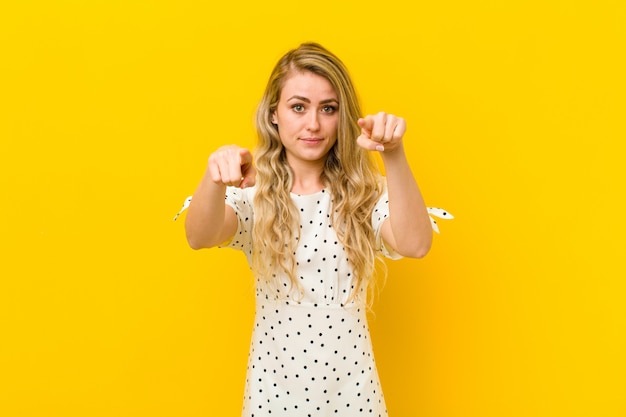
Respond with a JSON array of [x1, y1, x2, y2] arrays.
[[252, 42, 384, 304]]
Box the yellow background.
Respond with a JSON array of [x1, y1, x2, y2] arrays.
[[1, 1, 624, 416]]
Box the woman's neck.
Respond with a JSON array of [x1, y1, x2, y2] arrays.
[[291, 178, 325, 195], [288, 161, 326, 195]]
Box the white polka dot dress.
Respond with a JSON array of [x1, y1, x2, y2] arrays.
[[222, 185, 400, 417]]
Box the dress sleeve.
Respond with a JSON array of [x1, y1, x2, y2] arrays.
[[219, 186, 254, 256], [372, 183, 403, 260]]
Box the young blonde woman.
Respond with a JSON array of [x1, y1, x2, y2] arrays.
[[185, 42, 433, 417]]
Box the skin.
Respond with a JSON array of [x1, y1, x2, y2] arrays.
[[358, 112, 433, 258], [270, 71, 338, 194], [185, 70, 432, 258]]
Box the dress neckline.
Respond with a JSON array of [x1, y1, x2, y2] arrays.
[[290, 188, 327, 197]]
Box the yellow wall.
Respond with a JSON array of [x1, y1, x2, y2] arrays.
[[1, 1, 624, 416]]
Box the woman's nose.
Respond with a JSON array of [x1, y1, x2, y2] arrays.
[[306, 111, 320, 131]]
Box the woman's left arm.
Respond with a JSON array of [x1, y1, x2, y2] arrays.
[[358, 113, 433, 258]]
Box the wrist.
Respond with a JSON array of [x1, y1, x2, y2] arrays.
[[380, 143, 407, 161]]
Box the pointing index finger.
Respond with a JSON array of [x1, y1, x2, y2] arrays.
[[358, 116, 374, 135]]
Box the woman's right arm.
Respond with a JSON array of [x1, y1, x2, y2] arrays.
[[185, 145, 255, 250]]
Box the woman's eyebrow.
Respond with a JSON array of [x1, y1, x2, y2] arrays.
[[287, 95, 338, 104]]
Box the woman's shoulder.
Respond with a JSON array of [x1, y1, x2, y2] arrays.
[[225, 185, 257, 199], [224, 185, 257, 211]]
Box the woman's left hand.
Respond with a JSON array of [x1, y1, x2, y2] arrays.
[[357, 112, 406, 153]]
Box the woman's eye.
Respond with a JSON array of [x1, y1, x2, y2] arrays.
[[292, 104, 305, 112], [322, 105, 336, 114]]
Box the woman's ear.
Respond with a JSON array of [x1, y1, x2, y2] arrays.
[[271, 112, 277, 125]]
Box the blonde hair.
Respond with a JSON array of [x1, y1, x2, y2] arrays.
[[252, 43, 384, 304]]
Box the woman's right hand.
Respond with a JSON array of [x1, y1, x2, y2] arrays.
[[207, 145, 256, 189]]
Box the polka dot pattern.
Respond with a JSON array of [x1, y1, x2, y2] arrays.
[[222, 186, 397, 416]]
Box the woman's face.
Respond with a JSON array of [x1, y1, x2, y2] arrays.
[[272, 70, 339, 169]]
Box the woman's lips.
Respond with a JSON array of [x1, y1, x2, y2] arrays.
[[300, 137, 323, 144]]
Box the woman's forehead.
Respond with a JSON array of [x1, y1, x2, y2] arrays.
[[280, 70, 337, 100]]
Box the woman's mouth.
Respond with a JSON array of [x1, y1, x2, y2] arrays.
[[300, 137, 323, 144]]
